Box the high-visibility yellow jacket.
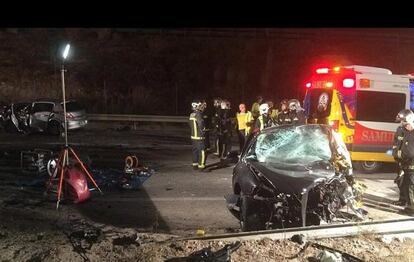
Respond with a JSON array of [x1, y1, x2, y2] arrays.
[[236, 111, 253, 136]]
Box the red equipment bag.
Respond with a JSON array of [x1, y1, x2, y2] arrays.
[[65, 167, 90, 203]]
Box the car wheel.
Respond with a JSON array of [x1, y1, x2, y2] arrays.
[[48, 121, 62, 136], [354, 161, 382, 174], [240, 195, 266, 232]]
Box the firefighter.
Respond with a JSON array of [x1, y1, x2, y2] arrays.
[[277, 99, 291, 125], [212, 98, 222, 156], [251, 95, 263, 120], [399, 112, 414, 215], [218, 100, 233, 159], [201, 100, 211, 151], [189, 100, 207, 170], [253, 103, 273, 133], [288, 99, 306, 125], [393, 109, 414, 206], [236, 103, 252, 153]]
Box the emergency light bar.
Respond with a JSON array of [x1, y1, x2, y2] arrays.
[[316, 66, 342, 74], [316, 68, 329, 74]]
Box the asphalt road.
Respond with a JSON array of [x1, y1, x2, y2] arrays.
[[0, 124, 411, 236]]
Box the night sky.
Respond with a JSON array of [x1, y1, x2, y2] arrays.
[[1, 28, 414, 115]]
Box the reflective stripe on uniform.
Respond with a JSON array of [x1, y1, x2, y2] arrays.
[[191, 118, 198, 138], [200, 150, 205, 167], [259, 116, 264, 131], [191, 136, 204, 140], [398, 136, 404, 141]]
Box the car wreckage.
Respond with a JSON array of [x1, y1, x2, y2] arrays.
[[0, 100, 87, 135], [226, 124, 366, 231]]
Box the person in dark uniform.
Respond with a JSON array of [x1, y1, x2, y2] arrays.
[[218, 99, 233, 159], [277, 99, 291, 125], [399, 112, 414, 215], [393, 109, 414, 206], [201, 100, 211, 151], [288, 99, 306, 125], [189, 100, 207, 170], [212, 98, 222, 156]]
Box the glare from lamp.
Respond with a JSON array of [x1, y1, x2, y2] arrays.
[[62, 44, 71, 60]]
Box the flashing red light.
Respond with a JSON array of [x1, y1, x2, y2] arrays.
[[343, 78, 355, 88], [306, 82, 312, 88], [316, 68, 329, 74]]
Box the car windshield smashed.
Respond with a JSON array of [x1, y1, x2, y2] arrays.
[[246, 125, 332, 166]]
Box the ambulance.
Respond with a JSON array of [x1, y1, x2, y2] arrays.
[[303, 65, 414, 173]]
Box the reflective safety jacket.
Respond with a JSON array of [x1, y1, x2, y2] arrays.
[[237, 111, 253, 136], [270, 109, 278, 123], [189, 111, 205, 140], [255, 114, 274, 132]]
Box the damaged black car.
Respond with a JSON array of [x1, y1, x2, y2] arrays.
[[226, 124, 365, 231]]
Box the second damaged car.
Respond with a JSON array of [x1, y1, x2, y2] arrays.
[[226, 124, 366, 231]]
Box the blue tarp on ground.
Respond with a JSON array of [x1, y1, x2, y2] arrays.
[[90, 168, 154, 190]]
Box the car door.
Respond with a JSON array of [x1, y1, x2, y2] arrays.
[[30, 102, 54, 131]]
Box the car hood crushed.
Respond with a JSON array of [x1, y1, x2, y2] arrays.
[[251, 160, 336, 196], [229, 125, 366, 231]]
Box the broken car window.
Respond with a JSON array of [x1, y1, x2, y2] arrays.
[[249, 125, 332, 165]]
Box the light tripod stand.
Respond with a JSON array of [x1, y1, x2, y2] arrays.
[[48, 44, 103, 209]]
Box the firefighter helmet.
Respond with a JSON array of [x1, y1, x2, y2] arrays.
[[220, 99, 230, 110], [191, 101, 203, 111], [288, 99, 301, 111], [396, 109, 414, 123], [259, 103, 269, 115], [213, 98, 222, 107], [405, 112, 414, 129]]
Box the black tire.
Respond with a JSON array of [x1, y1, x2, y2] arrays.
[[240, 195, 266, 232], [353, 161, 383, 174], [48, 121, 62, 136]]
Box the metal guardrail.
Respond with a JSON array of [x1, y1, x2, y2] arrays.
[[87, 114, 188, 123], [182, 217, 414, 242]]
